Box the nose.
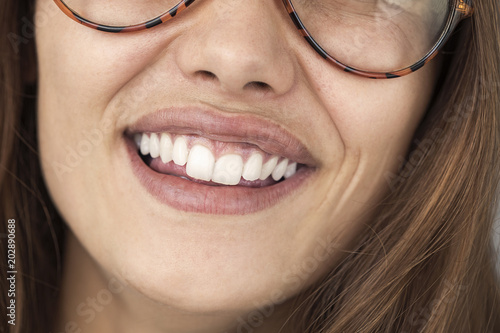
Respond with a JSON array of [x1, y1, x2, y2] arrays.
[[174, 0, 296, 96]]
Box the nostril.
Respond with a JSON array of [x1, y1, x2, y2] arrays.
[[196, 70, 218, 81], [194, 71, 272, 93], [244, 81, 272, 91]]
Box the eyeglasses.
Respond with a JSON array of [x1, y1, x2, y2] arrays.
[[53, 0, 473, 79]]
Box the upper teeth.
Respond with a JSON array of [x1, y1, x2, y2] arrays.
[[135, 133, 298, 185]]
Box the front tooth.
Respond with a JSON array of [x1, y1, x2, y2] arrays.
[[259, 156, 278, 180], [212, 154, 243, 185], [284, 162, 297, 179], [172, 136, 188, 166], [140, 133, 150, 155], [160, 133, 173, 164], [186, 145, 215, 181], [272, 158, 288, 181], [149, 133, 160, 158]]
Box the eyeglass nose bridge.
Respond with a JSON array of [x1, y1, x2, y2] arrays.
[[53, 0, 474, 79]]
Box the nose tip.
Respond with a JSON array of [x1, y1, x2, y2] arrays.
[[174, 1, 296, 96]]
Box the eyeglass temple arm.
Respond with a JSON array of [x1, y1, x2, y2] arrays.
[[457, 0, 474, 18]]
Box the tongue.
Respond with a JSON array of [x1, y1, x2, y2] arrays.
[[146, 156, 278, 187]]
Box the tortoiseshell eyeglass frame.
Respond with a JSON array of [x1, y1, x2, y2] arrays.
[[53, 0, 474, 79]]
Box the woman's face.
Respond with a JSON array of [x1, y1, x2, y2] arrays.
[[36, 0, 437, 323]]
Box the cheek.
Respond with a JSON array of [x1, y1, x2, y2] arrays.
[[35, 4, 134, 247], [36, 1, 169, 218], [35, 0, 173, 126], [341, 83, 429, 153], [298, 57, 438, 233], [316, 66, 436, 165]]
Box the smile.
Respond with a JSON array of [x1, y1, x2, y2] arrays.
[[125, 108, 317, 214], [134, 132, 300, 186]]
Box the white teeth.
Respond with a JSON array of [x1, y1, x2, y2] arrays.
[[212, 154, 244, 185], [149, 133, 160, 158], [137, 133, 301, 185], [140, 133, 150, 155], [172, 136, 188, 166], [272, 158, 288, 181], [160, 133, 173, 164], [242, 153, 263, 181], [259, 156, 279, 180], [134, 133, 142, 148], [284, 162, 297, 179], [186, 144, 215, 181]]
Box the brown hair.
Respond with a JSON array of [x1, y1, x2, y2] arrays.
[[287, 0, 500, 331], [1, 0, 499, 332], [1, 0, 65, 331]]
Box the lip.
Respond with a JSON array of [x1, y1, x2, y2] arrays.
[[126, 107, 317, 166], [124, 107, 317, 215]]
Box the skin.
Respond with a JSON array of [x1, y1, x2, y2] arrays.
[[35, 0, 439, 332]]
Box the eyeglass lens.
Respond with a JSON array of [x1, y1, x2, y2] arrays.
[[62, 0, 452, 72]]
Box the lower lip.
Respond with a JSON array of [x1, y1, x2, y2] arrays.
[[125, 137, 315, 215]]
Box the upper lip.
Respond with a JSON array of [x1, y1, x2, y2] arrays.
[[125, 107, 317, 166]]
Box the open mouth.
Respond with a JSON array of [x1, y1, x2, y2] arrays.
[[133, 132, 306, 187], [124, 108, 317, 215]]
